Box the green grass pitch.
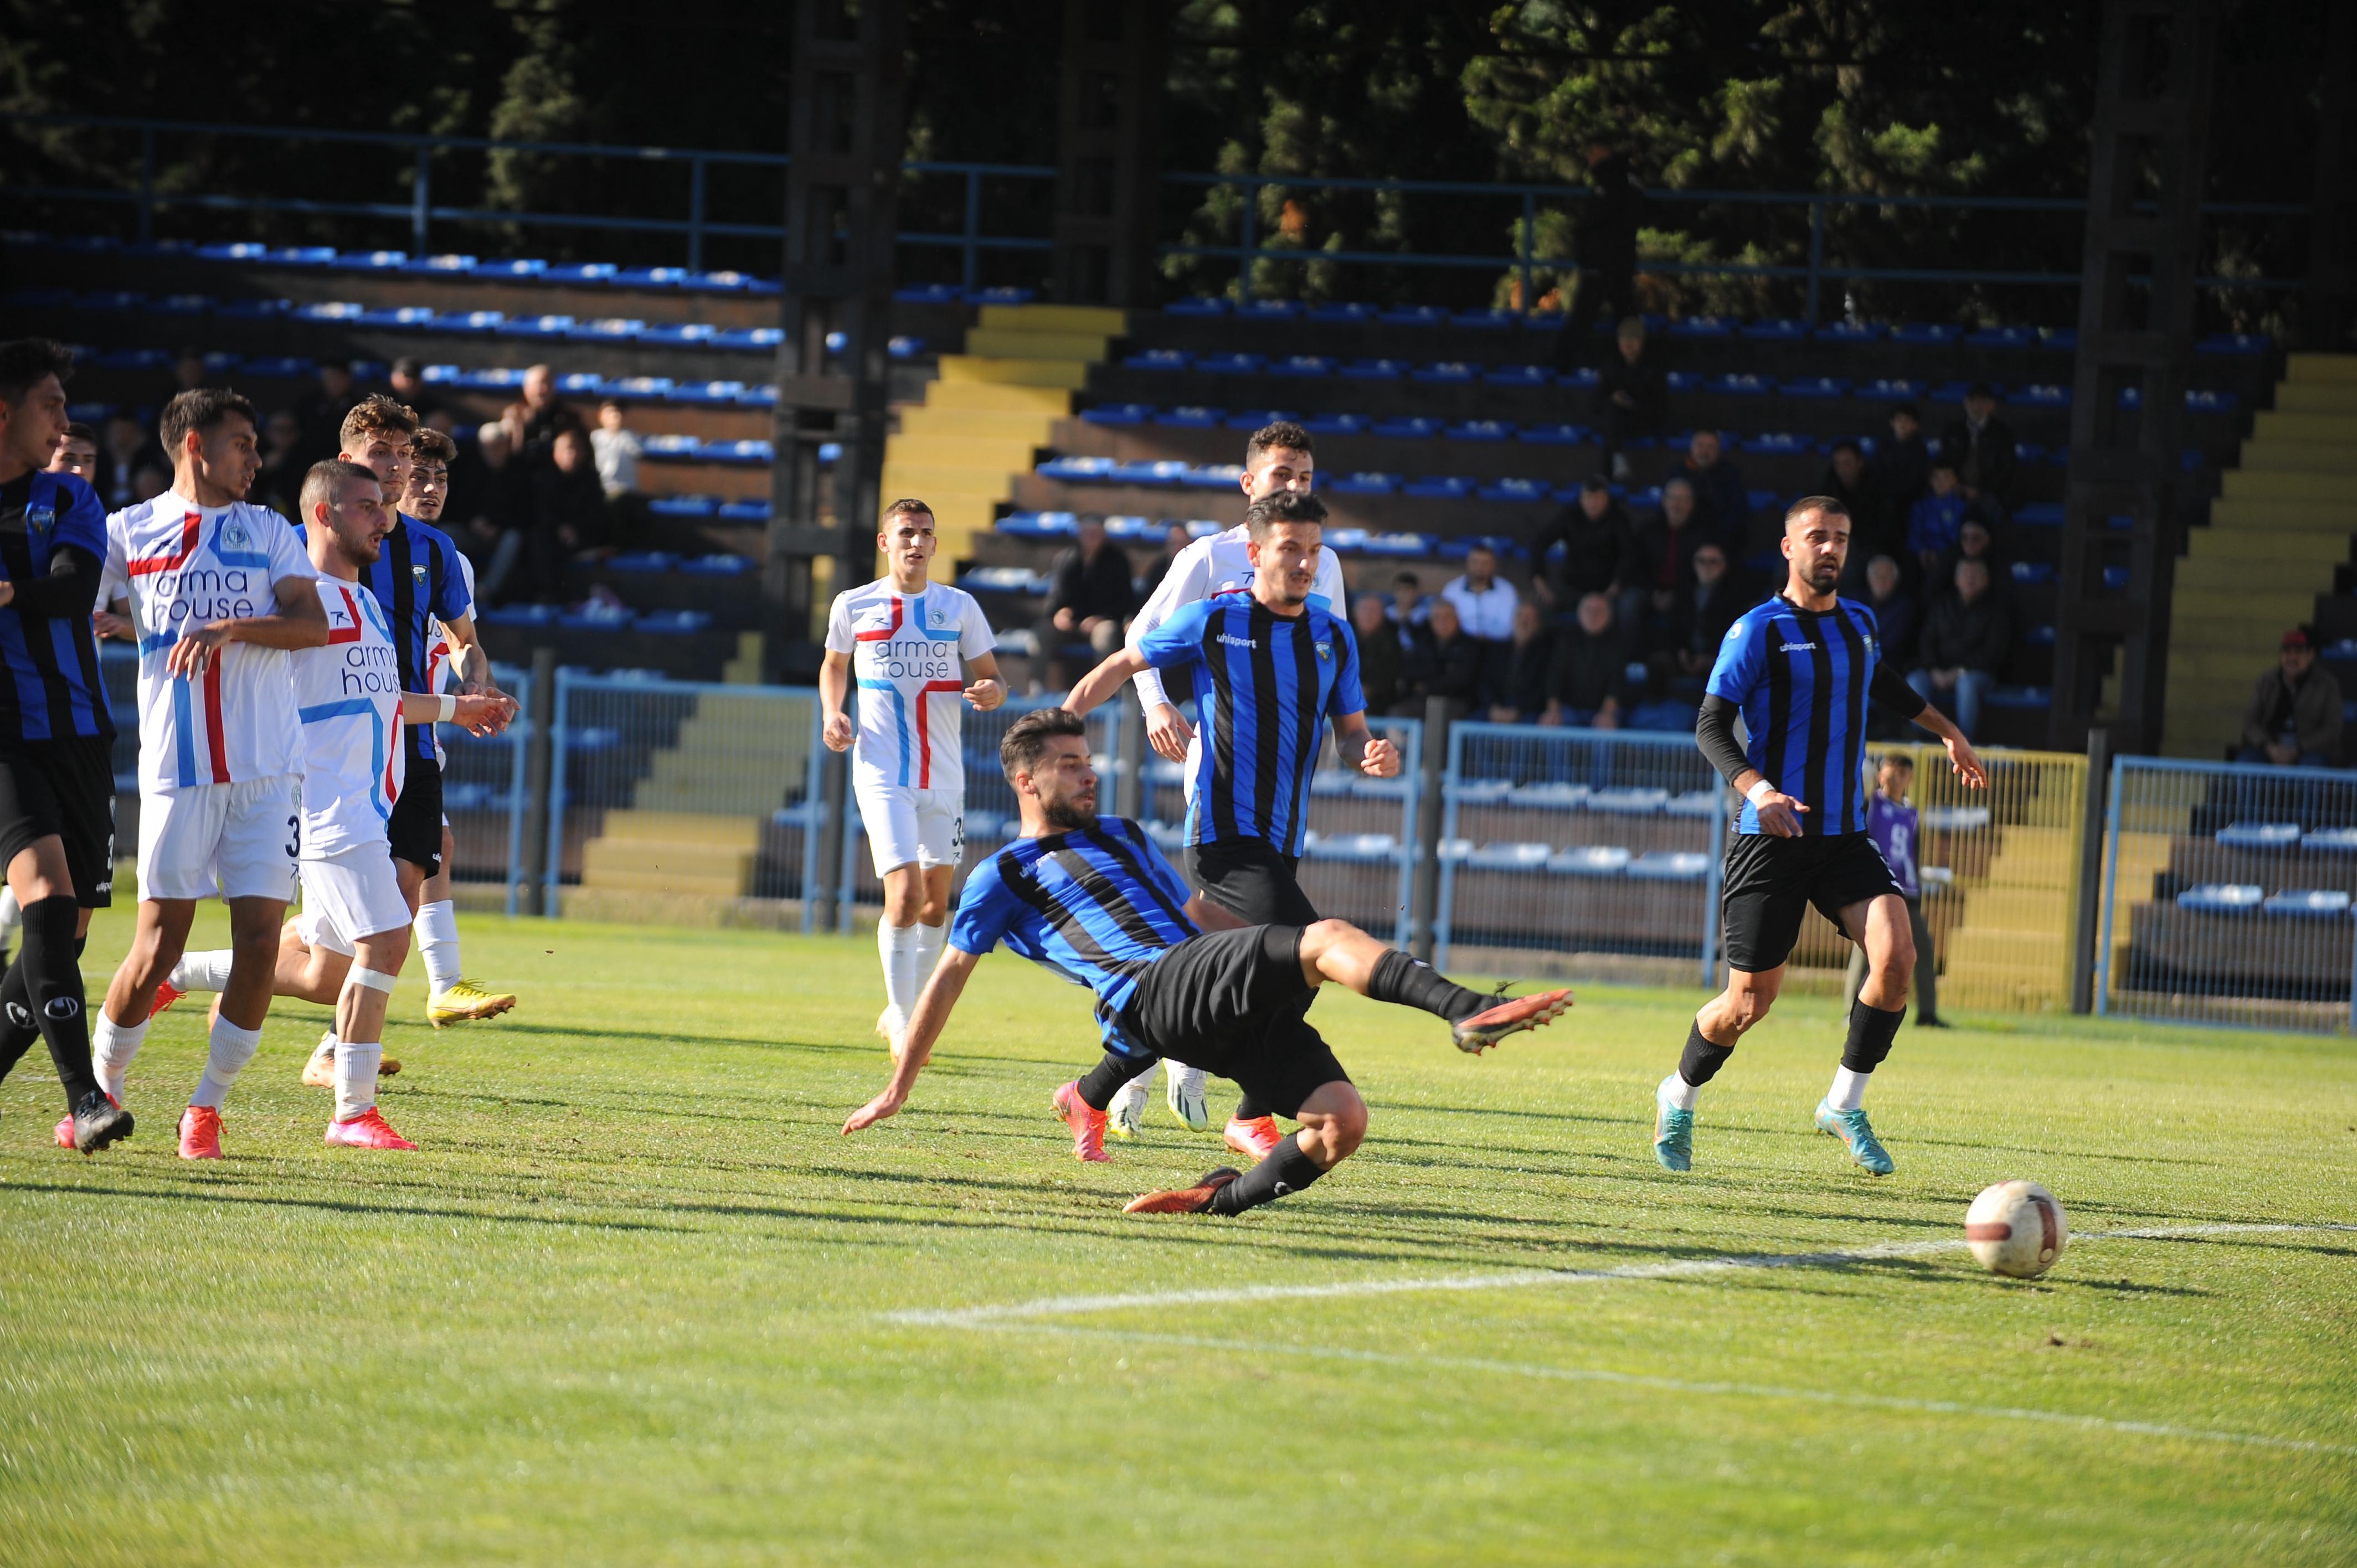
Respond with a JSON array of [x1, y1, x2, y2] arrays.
[[3, 907, 2354, 1565]]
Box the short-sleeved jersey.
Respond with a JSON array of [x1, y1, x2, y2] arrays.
[[823, 580, 995, 793], [1126, 524, 1346, 713], [293, 577, 405, 855], [1136, 592, 1365, 854], [0, 468, 114, 744], [423, 550, 478, 768], [352, 513, 471, 766], [948, 817, 1198, 1058], [1864, 792, 1920, 897], [1706, 592, 1882, 836], [107, 491, 315, 792]]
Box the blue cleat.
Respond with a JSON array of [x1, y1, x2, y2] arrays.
[[1653, 1080, 1694, 1172], [1815, 1098, 1895, 1175]]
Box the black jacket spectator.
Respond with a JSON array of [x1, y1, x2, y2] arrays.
[[1550, 608, 1635, 719], [1415, 602, 1488, 708], [1592, 336, 1667, 446], [1938, 406, 2020, 512], [1352, 597, 1406, 716], [1666, 550, 1752, 677], [1672, 437, 1751, 552], [1917, 584, 2012, 675], [1865, 585, 1918, 670], [1490, 613, 1557, 721], [1531, 491, 1639, 607], [1879, 424, 1931, 511], [1046, 537, 1136, 627], [1581, 150, 1642, 271]]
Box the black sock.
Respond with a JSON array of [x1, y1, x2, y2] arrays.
[[20, 896, 96, 1106], [1841, 998, 1905, 1074], [1367, 948, 1489, 1024], [1678, 1020, 1734, 1087], [1210, 1135, 1325, 1215], [0, 958, 37, 1086], [1232, 1091, 1272, 1122], [1075, 1049, 1146, 1111]]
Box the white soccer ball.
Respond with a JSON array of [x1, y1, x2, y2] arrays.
[[1964, 1180, 2069, 1278]]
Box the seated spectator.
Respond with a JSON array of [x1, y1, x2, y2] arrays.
[[1443, 543, 1517, 699], [253, 409, 307, 518], [591, 400, 644, 497], [531, 426, 609, 599], [1908, 558, 2011, 740], [1633, 474, 1702, 626], [389, 357, 449, 432], [1388, 570, 1431, 628], [1938, 381, 2019, 521], [2238, 626, 2342, 767], [1531, 474, 1638, 626], [503, 363, 586, 467], [1880, 401, 1931, 510], [1907, 461, 1980, 581], [450, 422, 531, 605], [1821, 439, 1896, 587], [47, 420, 98, 483], [1416, 597, 1487, 710], [1138, 522, 1192, 602], [1862, 554, 1917, 669], [1039, 513, 1137, 690], [99, 411, 150, 508], [1352, 592, 1406, 717], [295, 358, 356, 468], [1592, 317, 1666, 479], [1932, 517, 2004, 602], [157, 347, 207, 411], [1489, 599, 1556, 723], [1673, 428, 1751, 552], [1667, 541, 1749, 680], [1543, 591, 1632, 729]]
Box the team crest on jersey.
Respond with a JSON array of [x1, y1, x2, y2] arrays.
[[25, 504, 53, 533], [220, 518, 251, 550], [1314, 639, 1332, 661], [411, 564, 429, 584]]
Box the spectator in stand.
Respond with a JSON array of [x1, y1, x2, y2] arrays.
[[1418, 596, 1487, 710], [1591, 317, 1666, 479], [591, 399, 643, 497], [1039, 513, 1138, 690], [503, 363, 586, 468], [1389, 570, 1431, 629], [1442, 543, 1517, 701], [1531, 474, 1639, 628], [1672, 428, 1750, 552], [253, 408, 307, 518], [47, 420, 97, 482], [1553, 137, 1644, 370], [1670, 541, 1751, 681], [1352, 592, 1405, 718], [1909, 557, 2011, 741], [1543, 591, 1632, 729], [98, 411, 149, 508], [534, 426, 610, 591], [1880, 401, 1931, 510], [1907, 460, 1977, 582], [1822, 439, 1896, 588], [451, 422, 531, 605], [1489, 599, 1557, 723], [159, 347, 208, 410], [295, 358, 356, 467], [1939, 381, 2019, 521], [1138, 522, 1192, 602], [1862, 554, 1917, 669], [389, 358, 448, 433], [2238, 626, 2343, 767], [1633, 474, 1702, 628], [1933, 518, 2004, 604]]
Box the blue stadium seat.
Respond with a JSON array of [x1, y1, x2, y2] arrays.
[[475, 259, 548, 279], [606, 551, 681, 573], [542, 262, 617, 285], [1224, 408, 1296, 430], [706, 440, 774, 466], [2303, 827, 2357, 854], [405, 254, 480, 274], [1301, 412, 1366, 435], [1780, 376, 1849, 399], [1039, 456, 1115, 481], [2196, 333, 2269, 355], [672, 379, 747, 405], [1664, 789, 1721, 817], [896, 283, 963, 305], [2013, 502, 2066, 526], [2216, 821, 2301, 850], [1237, 300, 1300, 322], [329, 250, 408, 271], [1164, 296, 1228, 317], [716, 500, 770, 522], [568, 317, 646, 342], [1454, 308, 1521, 329], [1889, 323, 1959, 346], [2015, 384, 2071, 406], [1447, 420, 1515, 442], [1548, 845, 1631, 876], [1506, 781, 1587, 809], [1412, 362, 1479, 384], [614, 267, 690, 289], [2263, 889, 2350, 918], [1402, 476, 1474, 499], [1854, 376, 1922, 400], [1303, 832, 1401, 865], [1341, 358, 1408, 381], [1182, 465, 1244, 489], [1984, 686, 2051, 710], [1519, 422, 1588, 446], [1477, 478, 1550, 503], [2176, 883, 2263, 914], [1103, 515, 1163, 540], [608, 376, 675, 401], [92, 348, 168, 371], [681, 553, 754, 575], [1126, 348, 1190, 371], [145, 293, 215, 317], [1110, 460, 1191, 486], [1380, 305, 1450, 327], [1266, 355, 1334, 378], [1154, 405, 1222, 428], [1371, 416, 1440, 440], [1746, 433, 1812, 455], [1669, 316, 1735, 339], [711, 327, 782, 350], [1082, 403, 1152, 426], [1360, 532, 1437, 556], [555, 372, 611, 398], [640, 323, 717, 345], [1627, 852, 1711, 881], [1589, 787, 1669, 815], [641, 435, 702, 460], [1742, 318, 1808, 342], [293, 300, 364, 322], [1195, 352, 1265, 374], [239, 356, 315, 379], [1308, 302, 1376, 323], [505, 313, 575, 338], [1482, 364, 1551, 387], [1969, 326, 2042, 349], [998, 512, 1078, 538], [1466, 842, 1552, 873], [1814, 321, 1885, 343], [1558, 367, 1601, 389]]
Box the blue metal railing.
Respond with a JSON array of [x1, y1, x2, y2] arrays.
[[3, 114, 2309, 322]]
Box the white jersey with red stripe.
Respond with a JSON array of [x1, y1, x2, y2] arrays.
[[292, 578, 406, 857], [105, 490, 317, 793], [823, 579, 995, 794]]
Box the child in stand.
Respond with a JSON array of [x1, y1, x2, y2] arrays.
[[1844, 751, 1946, 1028]]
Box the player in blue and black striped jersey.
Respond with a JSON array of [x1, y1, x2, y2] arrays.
[[842, 708, 1570, 1216], [1656, 496, 1986, 1178], [0, 339, 133, 1153]]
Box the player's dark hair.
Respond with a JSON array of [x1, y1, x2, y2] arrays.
[[338, 393, 418, 452], [1000, 706, 1087, 783], [881, 497, 934, 529], [0, 337, 75, 406], [1243, 420, 1314, 468], [1784, 495, 1851, 529], [1243, 488, 1327, 541], [410, 426, 457, 465], [298, 458, 380, 524], [159, 387, 258, 457], [64, 421, 97, 446]]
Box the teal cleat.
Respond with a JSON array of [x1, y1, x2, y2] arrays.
[[1653, 1081, 1694, 1172], [1815, 1098, 1895, 1175]]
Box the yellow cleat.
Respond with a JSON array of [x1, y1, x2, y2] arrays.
[[429, 979, 517, 1028]]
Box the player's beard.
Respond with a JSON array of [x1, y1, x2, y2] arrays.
[[1040, 792, 1098, 833], [1805, 558, 1841, 592]]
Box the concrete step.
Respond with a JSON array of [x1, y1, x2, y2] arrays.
[[2164, 556, 2343, 589], [979, 303, 1126, 335], [1949, 886, 2067, 929], [896, 405, 1058, 441], [938, 355, 1092, 390], [879, 461, 1017, 498], [2286, 353, 2357, 384], [2237, 441, 2357, 475], [918, 380, 1073, 414], [2219, 467, 2357, 503], [2183, 528, 2348, 563], [579, 849, 752, 897], [2273, 383, 2357, 416], [883, 433, 1047, 470], [2209, 497, 2357, 532], [593, 810, 761, 848], [962, 327, 1114, 361], [2249, 409, 2357, 442]]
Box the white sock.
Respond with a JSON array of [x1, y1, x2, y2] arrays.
[[414, 900, 462, 994], [877, 920, 924, 1020], [1659, 1071, 1701, 1112], [0, 885, 20, 946], [1116, 1062, 1156, 1098], [189, 1015, 264, 1110], [333, 1036, 383, 1122], [168, 949, 237, 994], [93, 1015, 148, 1101], [913, 921, 946, 987], [1828, 1065, 1871, 1113]]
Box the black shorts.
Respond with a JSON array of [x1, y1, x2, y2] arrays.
[[1185, 836, 1319, 926], [387, 752, 444, 875], [0, 736, 117, 909], [1720, 831, 1902, 973], [1118, 925, 1351, 1119]]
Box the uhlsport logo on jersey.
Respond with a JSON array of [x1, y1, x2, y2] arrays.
[[1217, 633, 1256, 649]]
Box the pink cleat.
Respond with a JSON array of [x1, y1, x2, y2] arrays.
[[147, 979, 186, 1020], [1223, 1115, 1283, 1162], [325, 1108, 416, 1151], [53, 1114, 73, 1149], [1051, 1080, 1111, 1163], [177, 1105, 222, 1160]]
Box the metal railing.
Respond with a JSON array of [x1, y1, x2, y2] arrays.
[[2098, 756, 2357, 1033], [449, 661, 531, 911], [3, 114, 2307, 322]]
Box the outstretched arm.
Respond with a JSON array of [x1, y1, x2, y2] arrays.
[[1870, 660, 1985, 788], [1065, 646, 1150, 716], [400, 690, 518, 735], [843, 946, 981, 1132]]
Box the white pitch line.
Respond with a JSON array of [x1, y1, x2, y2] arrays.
[[882, 1221, 2357, 1328]]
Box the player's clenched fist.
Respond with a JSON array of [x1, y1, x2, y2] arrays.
[[1358, 736, 1401, 778], [822, 710, 855, 751]]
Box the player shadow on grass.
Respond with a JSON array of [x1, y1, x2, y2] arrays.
[[9, 1178, 696, 1235]]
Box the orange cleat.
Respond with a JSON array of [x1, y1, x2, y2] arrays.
[[325, 1108, 416, 1151], [53, 1114, 73, 1149], [1123, 1167, 1243, 1215], [1223, 1115, 1282, 1162], [147, 979, 186, 1020], [1452, 987, 1575, 1054], [1051, 1080, 1112, 1163], [177, 1105, 222, 1160]]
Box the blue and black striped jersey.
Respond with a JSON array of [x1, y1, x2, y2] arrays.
[[0, 469, 113, 745], [948, 817, 1198, 1058], [1136, 592, 1365, 854], [1706, 592, 1883, 835]]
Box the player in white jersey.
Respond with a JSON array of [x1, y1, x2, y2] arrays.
[[820, 499, 1003, 1054], [1111, 419, 1339, 1139], [161, 463, 513, 1145], [89, 388, 329, 1161]]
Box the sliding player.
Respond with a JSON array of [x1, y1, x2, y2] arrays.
[[819, 499, 1004, 1055], [842, 707, 1571, 1215], [1063, 489, 1396, 1165]]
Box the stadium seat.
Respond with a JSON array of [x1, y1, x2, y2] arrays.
[[2262, 889, 2350, 918], [1467, 842, 1553, 873], [1547, 845, 1631, 876], [1507, 781, 1587, 809], [1518, 422, 1588, 446], [1371, 416, 1441, 440], [1308, 302, 1375, 323], [1164, 296, 1227, 317], [1305, 832, 1402, 864], [1267, 355, 1334, 378], [1224, 409, 1295, 430], [1923, 806, 1995, 831], [2216, 822, 2302, 850], [1301, 412, 1367, 435], [2176, 883, 2265, 913], [1589, 787, 1669, 816], [1154, 405, 1222, 428], [1626, 852, 1712, 881], [1340, 359, 1408, 380]]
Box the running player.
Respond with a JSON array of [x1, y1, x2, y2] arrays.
[[164, 462, 513, 1145], [91, 388, 329, 1159], [841, 706, 1571, 1214], [0, 340, 130, 1152], [819, 499, 1004, 1055], [1063, 489, 1398, 1164], [1658, 496, 1987, 1177], [1114, 419, 1342, 1137]]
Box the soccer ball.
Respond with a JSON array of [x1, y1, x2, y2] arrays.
[[1964, 1180, 2068, 1278]]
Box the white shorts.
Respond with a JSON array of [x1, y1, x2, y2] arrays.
[[136, 776, 301, 903], [295, 844, 411, 958], [856, 782, 964, 877]]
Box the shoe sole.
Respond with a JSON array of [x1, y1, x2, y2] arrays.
[[1123, 1167, 1242, 1215], [1818, 1120, 1894, 1175], [1454, 988, 1574, 1051], [74, 1108, 136, 1154], [430, 998, 516, 1029]]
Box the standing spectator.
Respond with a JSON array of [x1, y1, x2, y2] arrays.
[[47, 420, 97, 482], [450, 422, 531, 604], [591, 399, 643, 497], [1553, 137, 1643, 369], [2238, 627, 2343, 767], [1823, 439, 1896, 587], [1352, 592, 1405, 718], [1138, 522, 1192, 602], [1668, 541, 1748, 680], [253, 408, 307, 518], [389, 358, 448, 432], [1530, 475, 1639, 627], [1938, 382, 2019, 520], [502, 363, 586, 467], [1418, 597, 1486, 710], [1591, 317, 1666, 479], [295, 358, 355, 467], [1633, 474, 1702, 628], [531, 426, 608, 598], [1489, 600, 1557, 723], [1842, 752, 1944, 1028], [97, 411, 149, 508], [1543, 591, 1632, 729], [1672, 428, 1751, 551], [1442, 543, 1517, 701], [1907, 461, 1974, 581], [1879, 402, 1931, 510], [1038, 513, 1137, 691], [1909, 558, 2011, 740]]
